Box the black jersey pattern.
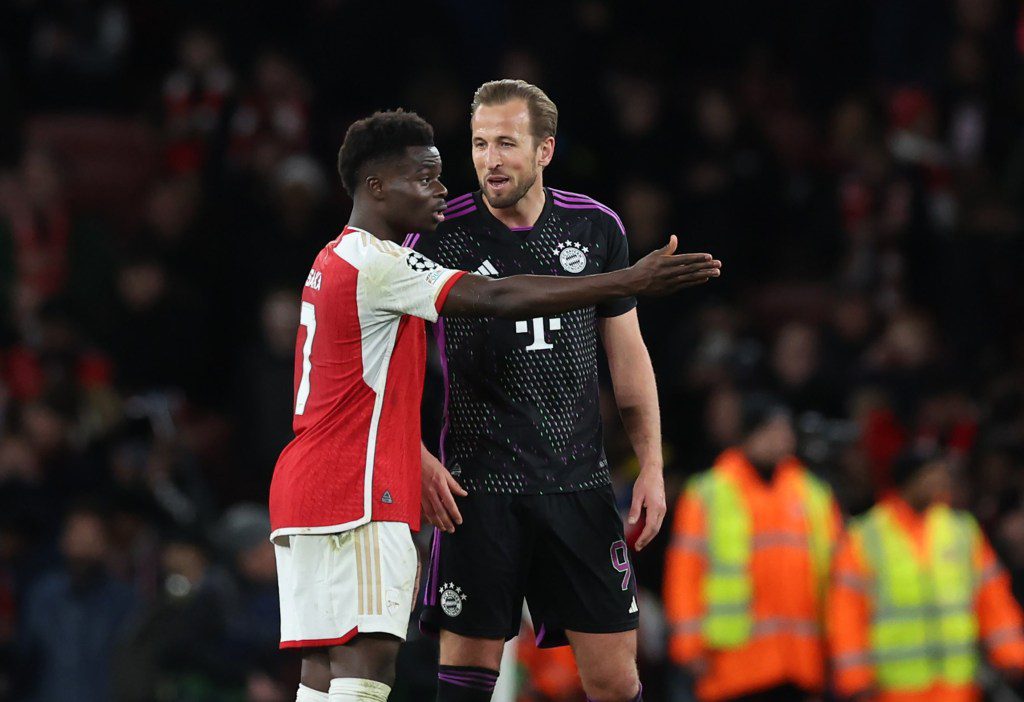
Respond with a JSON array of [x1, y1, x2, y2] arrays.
[[416, 188, 636, 495]]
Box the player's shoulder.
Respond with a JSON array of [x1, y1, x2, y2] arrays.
[[418, 192, 483, 256], [330, 226, 407, 270], [548, 187, 626, 237], [442, 192, 480, 219], [435, 192, 482, 233]]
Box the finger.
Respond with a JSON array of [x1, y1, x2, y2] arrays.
[[436, 511, 454, 532], [672, 276, 715, 291], [673, 266, 721, 282], [665, 273, 716, 291], [439, 485, 464, 525], [650, 506, 667, 537], [428, 494, 455, 532], [635, 519, 658, 551], [671, 263, 720, 277], [663, 252, 713, 266], [656, 236, 678, 255], [427, 510, 445, 530], [446, 472, 468, 497], [628, 489, 643, 526]]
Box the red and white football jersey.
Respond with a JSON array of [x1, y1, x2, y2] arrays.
[[269, 226, 465, 539]]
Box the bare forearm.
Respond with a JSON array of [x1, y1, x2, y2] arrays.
[[446, 269, 637, 319], [440, 241, 722, 318], [613, 356, 663, 470]]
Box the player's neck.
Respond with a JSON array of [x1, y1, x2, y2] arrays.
[[485, 180, 546, 230], [347, 206, 403, 243]]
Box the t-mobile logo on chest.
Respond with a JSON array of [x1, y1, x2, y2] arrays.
[[516, 316, 561, 351]]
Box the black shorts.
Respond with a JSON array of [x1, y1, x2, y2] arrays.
[[419, 485, 639, 648]]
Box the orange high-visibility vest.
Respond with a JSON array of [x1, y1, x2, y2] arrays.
[[829, 496, 1024, 702], [664, 449, 842, 702]]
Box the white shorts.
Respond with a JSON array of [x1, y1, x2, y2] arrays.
[[274, 521, 418, 648]]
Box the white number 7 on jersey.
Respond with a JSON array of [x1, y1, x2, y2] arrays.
[[295, 301, 316, 415]]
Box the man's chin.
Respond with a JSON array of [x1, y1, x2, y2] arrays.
[[482, 191, 520, 209]]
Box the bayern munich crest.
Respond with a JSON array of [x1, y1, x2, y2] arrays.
[[439, 582, 466, 617], [553, 240, 589, 273]]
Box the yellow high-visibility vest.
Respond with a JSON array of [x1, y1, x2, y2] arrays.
[[852, 503, 980, 691], [691, 466, 833, 648]]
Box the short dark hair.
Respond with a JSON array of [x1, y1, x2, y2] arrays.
[[740, 392, 790, 436], [471, 79, 558, 143], [337, 109, 434, 196]]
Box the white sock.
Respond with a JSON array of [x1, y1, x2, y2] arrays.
[[328, 678, 391, 701], [297, 684, 330, 702]]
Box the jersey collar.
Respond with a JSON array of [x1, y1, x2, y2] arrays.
[[474, 187, 554, 240]]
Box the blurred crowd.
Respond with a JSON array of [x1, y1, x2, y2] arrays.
[[1, 0, 1023, 701]]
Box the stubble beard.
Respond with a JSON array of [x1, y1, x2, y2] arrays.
[[481, 167, 538, 210]]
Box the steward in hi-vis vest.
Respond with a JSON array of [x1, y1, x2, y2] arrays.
[[829, 448, 1024, 702], [664, 395, 843, 702]]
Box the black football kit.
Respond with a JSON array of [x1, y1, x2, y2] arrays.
[[417, 188, 641, 646]]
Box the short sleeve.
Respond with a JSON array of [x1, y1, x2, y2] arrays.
[[596, 217, 637, 318], [372, 243, 464, 321], [360, 238, 466, 322]]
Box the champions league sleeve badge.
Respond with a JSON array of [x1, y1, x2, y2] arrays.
[[553, 240, 589, 273], [405, 250, 440, 273]]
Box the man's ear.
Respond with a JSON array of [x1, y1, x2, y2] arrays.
[[536, 136, 555, 168], [365, 173, 385, 200]]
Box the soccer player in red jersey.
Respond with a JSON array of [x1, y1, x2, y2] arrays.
[[268, 110, 721, 702]]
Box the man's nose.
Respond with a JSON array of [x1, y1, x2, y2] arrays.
[[484, 144, 501, 169]]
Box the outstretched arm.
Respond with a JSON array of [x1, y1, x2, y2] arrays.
[[440, 236, 721, 319]]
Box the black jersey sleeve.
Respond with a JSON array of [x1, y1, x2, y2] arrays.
[[595, 217, 638, 318]]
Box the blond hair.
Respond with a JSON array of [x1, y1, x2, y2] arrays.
[[471, 79, 558, 143]]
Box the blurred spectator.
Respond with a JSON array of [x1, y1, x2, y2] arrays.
[[829, 448, 1024, 702], [162, 29, 234, 174], [616, 178, 672, 258], [24, 0, 131, 110], [664, 395, 843, 702], [237, 289, 301, 495], [213, 504, 284, 694], [229, 53, 311, 177], [137, 176, 204, 282], [112, 535, 243, 702], [107, 251, 207, 397], [19, 506, 137, 702], [767, 322, 839, 416], [0, 148, 115, 342], [233, 155, 338, 309]]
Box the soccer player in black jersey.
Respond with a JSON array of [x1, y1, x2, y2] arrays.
[[415, 80, 715, 702]]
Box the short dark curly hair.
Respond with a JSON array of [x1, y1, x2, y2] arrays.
[[337, 109, 435, 196]]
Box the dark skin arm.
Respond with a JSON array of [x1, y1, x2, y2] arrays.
[[441, 236, 721, 318]]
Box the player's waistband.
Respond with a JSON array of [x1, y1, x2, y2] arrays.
[[455, 469, 611, 496]]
